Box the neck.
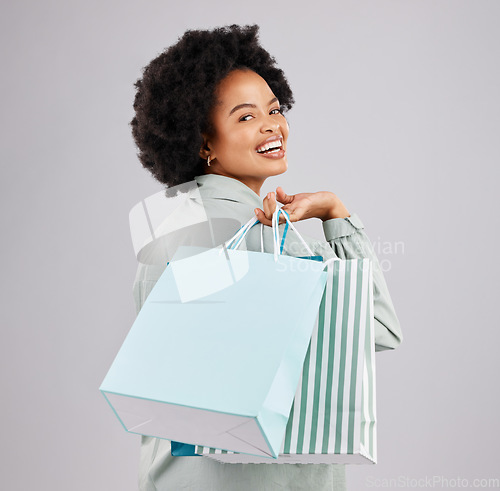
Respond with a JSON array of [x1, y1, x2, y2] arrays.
[[205, 170, 264, 196]]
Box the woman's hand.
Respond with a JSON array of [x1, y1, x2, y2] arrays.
[[254, 191, 282, 225], [254, 187, 351, 226]]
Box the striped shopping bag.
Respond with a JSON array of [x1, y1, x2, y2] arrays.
[[197, 258, 377, 464]]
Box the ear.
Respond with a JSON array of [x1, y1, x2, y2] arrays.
[[199, 134, 214, 160]]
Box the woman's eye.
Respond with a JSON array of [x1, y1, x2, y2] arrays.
[[239, 109, 281, 122]]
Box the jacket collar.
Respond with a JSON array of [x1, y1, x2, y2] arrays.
[[194, 174, 263, 208]]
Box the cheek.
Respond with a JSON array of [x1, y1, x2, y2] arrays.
[[226, 129, 254, 153], [280, 116, 290, 137], [222, 136, 246, 155]]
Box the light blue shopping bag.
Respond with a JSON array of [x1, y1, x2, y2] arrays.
[[100, 209, 332, 459]]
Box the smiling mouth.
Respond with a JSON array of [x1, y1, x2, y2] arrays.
[[256, 140, 283, 154]]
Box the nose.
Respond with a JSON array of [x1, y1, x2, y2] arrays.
[[260, 113, 280, 133]]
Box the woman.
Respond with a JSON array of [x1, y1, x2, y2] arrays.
[[131, 24, 402, 491]]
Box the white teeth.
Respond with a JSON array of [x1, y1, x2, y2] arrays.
[[257, 140, 282, 153]]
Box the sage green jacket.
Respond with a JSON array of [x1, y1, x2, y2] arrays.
[[133, 173, 402, 491]]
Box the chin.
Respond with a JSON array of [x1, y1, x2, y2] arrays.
[[268, 159, 288, 177]]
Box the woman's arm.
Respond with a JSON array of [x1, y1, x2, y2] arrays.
[[321, 214, 403, 352]]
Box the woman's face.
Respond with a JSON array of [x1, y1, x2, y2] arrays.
[[200, 69, 289, 195]]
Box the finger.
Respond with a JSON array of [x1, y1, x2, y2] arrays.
[[263, 193, 272, 219], [276, 186, 293, 205], [264, 192, 278, 219], [270, 193, 288, 224], [254, 208, 272, 226], [255, 207, 286, 226], [269, 192, 277, 215]]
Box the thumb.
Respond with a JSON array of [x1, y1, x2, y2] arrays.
[[276, 186, 293, 204]]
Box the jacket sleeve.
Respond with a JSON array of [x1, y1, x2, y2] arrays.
[[132, 263, 165, 315], [320, 213, 403, 352]]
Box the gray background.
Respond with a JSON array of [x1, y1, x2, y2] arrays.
[[1, 1, 498, 490]]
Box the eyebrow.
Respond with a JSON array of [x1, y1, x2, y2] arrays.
[[228, 97, 279, 116]]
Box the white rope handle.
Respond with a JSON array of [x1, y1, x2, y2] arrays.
[[272, 207, 314, 261], [322, 256, 341, 269], [219, 215, 259, 256], [221, 205, 330, 263], [223, 216, 259, 251]]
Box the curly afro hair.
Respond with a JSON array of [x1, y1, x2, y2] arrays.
[[130, 24, 294, 192]]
